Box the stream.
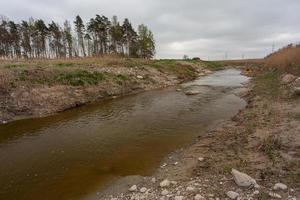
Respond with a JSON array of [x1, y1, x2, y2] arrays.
[[0, 69, 249, 200]]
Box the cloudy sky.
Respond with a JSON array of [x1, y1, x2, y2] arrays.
[[1, 0, 300, 59]]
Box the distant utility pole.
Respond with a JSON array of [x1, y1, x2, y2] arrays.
[[272, 44, 275, 53], [224, 51, 228, 60]]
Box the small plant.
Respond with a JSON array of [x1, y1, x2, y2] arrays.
[[56, 70, 106, 86]]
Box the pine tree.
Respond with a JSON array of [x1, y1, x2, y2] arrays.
[[74, 15, 86, 57]]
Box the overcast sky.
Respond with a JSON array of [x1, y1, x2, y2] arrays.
[[1, 0, 300, 59]]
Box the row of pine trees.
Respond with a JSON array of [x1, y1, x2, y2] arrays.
[[0, 15, 155, 59]]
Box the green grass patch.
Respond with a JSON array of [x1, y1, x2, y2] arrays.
[[253, 71, 280, 98], [203, 61, 223, 71], [56, 70, 106, 86]]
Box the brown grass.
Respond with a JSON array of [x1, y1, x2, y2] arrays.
[[265, 44, 300, 75]]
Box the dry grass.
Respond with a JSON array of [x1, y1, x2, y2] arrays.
[[265, 44, 300, 75]]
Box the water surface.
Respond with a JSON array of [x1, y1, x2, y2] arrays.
[[0, 69, 249, 200]]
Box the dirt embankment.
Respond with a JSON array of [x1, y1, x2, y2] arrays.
[[0, 57, 213, 123], [103, 67, 300, 200]]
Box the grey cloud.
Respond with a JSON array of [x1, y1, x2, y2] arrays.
[[1, 0, 300, 59]]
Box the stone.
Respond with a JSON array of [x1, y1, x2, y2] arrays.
[[293, 87, 300, 95], [281, 74, 296, 84], [137, 75, 144, 79], [273, 183, 287, 190], [140, 187, 147, 193], [185, 90, 200, 95], [231, 169, 258, 187], [174, 196, 184, 200], [253, 190, 259, 195], [194, 194, 204, 200], [269, 192, 282, 199], [186, 186, 195, 192], [129, 185, 137, 192], [161, 189, 169, 196], [226, 191, 239, 199], [198, 157, 204, 162], [151, 177, 156, 183], [160, 179, 171, 187]]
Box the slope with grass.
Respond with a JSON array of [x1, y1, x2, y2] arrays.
[[0, 57, 211, 123]]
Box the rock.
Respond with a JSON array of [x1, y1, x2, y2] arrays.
[[171, 181, 178, 185], [294, 78, 300, 86], [293, 87, 300, 95], [140, 187, 147, 193], [137, 75, 143, 79], [160, 179, 171, 187], [273, 183, 287, 190], [185, 90, 200, 95], [281, 74, 296, 84], [176, 89, 182, 92], [231, 169, 258, 187], [194, 194, 204, 200], [174, 196, 184, 200], [253, 190, 259, 195], [129, 185, 137, 192], [186, 186, 195, 192], [269, 192, 282, 199], [151, 177, 156, 183], [198, 157, 204, 162], [161, 189, 169, 196], [226, 191, 239, 199]]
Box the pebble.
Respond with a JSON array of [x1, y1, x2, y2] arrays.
[[161, 189, 169, 196], [227, 191, 239, 199], [253, 190, 259, 195], [140, 187, 147, 193], [231, 169, 258, 188], [151, 177, 156, 183], [137, 75, 143, 79], [160, 179, 171, 187], [198, 157, 204, 162], [129, 185, 137, 192], [273, 183, 287, 190], [194, 194, 204, 200], [174, 196, 184, 200], [269, 192, 282, 199], [186, 186, 195, 192]]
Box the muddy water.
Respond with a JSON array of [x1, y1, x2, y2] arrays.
[[0, 69, 249, 200]]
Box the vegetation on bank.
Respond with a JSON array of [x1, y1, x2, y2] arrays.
[[0, 14, 155, 59]]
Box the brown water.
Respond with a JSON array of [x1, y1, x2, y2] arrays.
[[0, 69, 249, 200]]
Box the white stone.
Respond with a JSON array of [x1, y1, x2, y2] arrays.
[[227, 191, 239, 199], [269, 192, 282, 199], [137, 75, 143, 79], [198, 157, 204, 162], [231, 169, 258, 187], [194, 194, 204, 200], [174, 196, 184, 200], [160, 180, 171, 187], [161, 189, 169, 196], [185, 90, 200, 95], [140, 187, 147, 193], [151, 177, 156, 183], [186, 186, 195, 192], [274, 183, 287, 191], [129, 185, 137, 192], [253, 190, 259, 195]]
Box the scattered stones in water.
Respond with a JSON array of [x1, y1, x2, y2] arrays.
[[226, 191, 239, 199], [185, 90, 200, 95], [231, 169, 258, 187], [160, 179, 171, 187], [273, 183, 287, 190], [269, 192, 282, 199], [129, 185, 137, 192]]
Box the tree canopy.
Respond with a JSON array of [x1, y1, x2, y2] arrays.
[[0, 14, 155, 59]]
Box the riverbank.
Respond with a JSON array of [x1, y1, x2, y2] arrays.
[[0, 57, 214, 123], [102, 67, 300, 200]]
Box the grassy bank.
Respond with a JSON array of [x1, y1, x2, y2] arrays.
[[0, 57, 212, 122]]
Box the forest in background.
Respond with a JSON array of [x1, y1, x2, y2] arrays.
[[0, 15, 155, 60]]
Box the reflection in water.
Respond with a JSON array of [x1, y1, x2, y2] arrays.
[[0, 69, 249, 200]]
